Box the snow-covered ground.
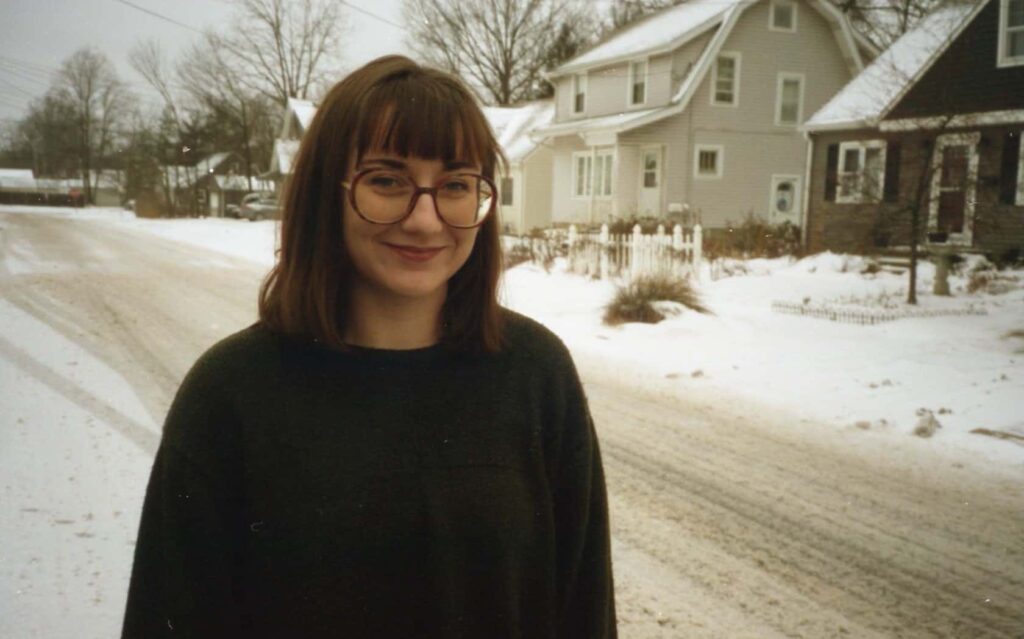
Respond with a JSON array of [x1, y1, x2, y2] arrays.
[[5, 205, 1022, 470]]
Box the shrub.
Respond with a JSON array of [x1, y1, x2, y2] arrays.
[[603, 274, 708, 326], [504, 243, 532, 269], [703, 213, 802, 260]]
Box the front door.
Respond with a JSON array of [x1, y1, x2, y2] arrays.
[[638, 146, 662, 216], [929, 132, 979, 246]]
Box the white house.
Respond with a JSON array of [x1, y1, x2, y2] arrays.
[[532, 0, 877, 229], [483, 102, 555, 234]]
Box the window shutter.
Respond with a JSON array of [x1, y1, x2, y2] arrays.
[[999, 132, 1020, 205], [824, 143, 839, 202], [884, 141, 901, 203]]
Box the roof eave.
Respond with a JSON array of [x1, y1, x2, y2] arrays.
[[548, 13, 725, 79]]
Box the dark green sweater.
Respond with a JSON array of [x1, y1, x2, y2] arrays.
[[122, 310, 616, 638]]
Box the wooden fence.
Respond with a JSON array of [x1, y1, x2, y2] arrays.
[[771, 301, 987, 325]]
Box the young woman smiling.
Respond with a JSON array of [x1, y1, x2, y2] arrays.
[[122, 55, 616, 639]]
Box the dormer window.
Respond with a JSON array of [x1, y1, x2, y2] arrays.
[[629, 60, 647, 106], [770, 0, 797, 32], [573, 74, 587, 114], [999, 0, 1024, 67]]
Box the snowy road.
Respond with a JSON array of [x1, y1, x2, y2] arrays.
[[1, 210, 1022, 638]]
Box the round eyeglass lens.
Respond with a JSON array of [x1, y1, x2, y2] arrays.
[[353, 171, 494, 227]]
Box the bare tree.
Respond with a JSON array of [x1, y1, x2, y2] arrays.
[[838, 0, 944, 49], [177, 33, 276, 195], [605, 0, 683, 31], [53, 48, 133, 204], [221, 0, 346, 105], [403, 0, 596, 105]]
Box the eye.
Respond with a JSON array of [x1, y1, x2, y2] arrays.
[[439, 178, 471, 194], [365, 172, 411, 193]]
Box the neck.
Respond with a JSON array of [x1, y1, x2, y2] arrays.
[[344, 281, 446, 350]]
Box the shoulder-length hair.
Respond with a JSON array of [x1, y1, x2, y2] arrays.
[[259, 56, 506, 353]]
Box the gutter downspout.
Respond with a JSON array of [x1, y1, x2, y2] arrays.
[[800, 130, 814, 252]]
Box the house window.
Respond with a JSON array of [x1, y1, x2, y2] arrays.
[[776, 73, 804, 126], [770, 0, 797, 32], [573, 153, 592, 197], [694, 144, 724, 179], [593, 151, 614, 197], [999, 0, 1024, 67], [643, 151, 659, 188], [837, 140, 887, 203], [572, 151, 613, 197], [500, 177, 513, 206], [629, 60, 647, 105], [712, 53, 740, 106], [573, 74, 587, 114]]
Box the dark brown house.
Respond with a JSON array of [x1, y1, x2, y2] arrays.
[[802, 0, 1024, 260]]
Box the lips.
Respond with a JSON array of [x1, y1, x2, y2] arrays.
[[385, 243, 445, 262]]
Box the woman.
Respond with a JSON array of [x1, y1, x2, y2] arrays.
[[122, 55, 616, 638]]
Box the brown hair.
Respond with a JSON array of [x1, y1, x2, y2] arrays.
[[258, 56, 506, 353]]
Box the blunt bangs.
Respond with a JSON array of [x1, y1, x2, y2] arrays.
[[355, 76, 498, 177]]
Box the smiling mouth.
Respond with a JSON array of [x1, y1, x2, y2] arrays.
[[385, 244, 445, 262]]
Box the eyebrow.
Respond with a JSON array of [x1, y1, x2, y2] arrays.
[[360, 158, 476, 171]]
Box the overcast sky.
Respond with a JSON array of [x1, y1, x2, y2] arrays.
[[0, 0, 406, 124]]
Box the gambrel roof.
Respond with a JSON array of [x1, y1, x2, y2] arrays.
[[536, 0, 874, 142], [549, 0, 876, 78], [804, 0, 985, 131]]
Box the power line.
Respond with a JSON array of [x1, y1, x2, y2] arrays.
[[111, 0, 206, 34], [338, 0, 405, 30]]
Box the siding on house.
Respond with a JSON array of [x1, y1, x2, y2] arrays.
[[806, 126, 1024, 256], [681, 0, 853, 225], [888, 0, 1024, 120]]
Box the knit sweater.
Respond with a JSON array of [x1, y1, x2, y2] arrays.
[[121, 310, 616, 638]]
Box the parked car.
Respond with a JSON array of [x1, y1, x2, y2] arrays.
[[238, 193, 280, 221]]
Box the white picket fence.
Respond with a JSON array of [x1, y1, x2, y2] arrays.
[[566, 224, 703, 282]]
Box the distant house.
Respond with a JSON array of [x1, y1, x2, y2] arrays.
[[0, 168, 123, 207], [161, 152, 272, 217], [266, 98, 318, 192], [482, 102, 555, 234], [802, 0, 1024, 257], [531, 0, 876, 229]]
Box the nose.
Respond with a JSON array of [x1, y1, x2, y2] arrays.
[[401, 188, 445, 233]]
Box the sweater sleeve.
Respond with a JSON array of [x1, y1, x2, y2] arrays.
[[121, 353, 246, 638], [551, 362, 617, 638]]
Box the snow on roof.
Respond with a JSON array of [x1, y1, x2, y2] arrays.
[[552, 0, 736, 75], [288, 98, 317, 133], [271, 138, 301, 175], [0, 168, 37, 190], [483, 102, 555, 164], [804, 1, 980, 130], [213, 175, 274, 192], [531, 106, 664, 139], [0, 168, 34, 180]]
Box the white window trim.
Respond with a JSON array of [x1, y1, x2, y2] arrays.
[[710, 51, 741, 107], [572, 73, 588, 115], [998, 0, 1024, 68], [694, 144, 724, 180], [627, 58, 649, 108], [572, 151, 592, 198], [836, 140, 886, 204], [769, 174, 801, 219], [769, 0, 798, 32], [775, 72, 805, 127], [1017, 130, 1024, 206]]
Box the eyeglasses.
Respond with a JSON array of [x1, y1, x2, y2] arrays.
[[342, 169, 497, 229]]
